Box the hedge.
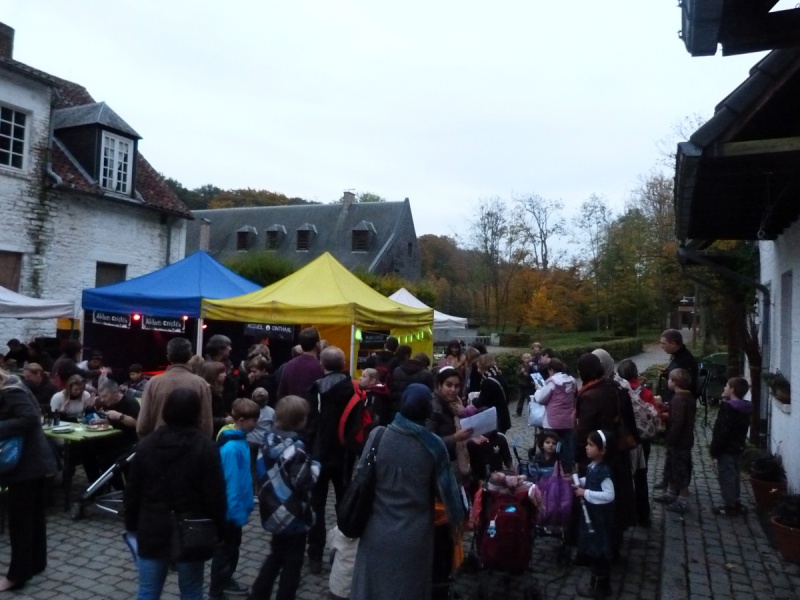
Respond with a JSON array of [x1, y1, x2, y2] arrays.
[[493, 337, 644, 399]]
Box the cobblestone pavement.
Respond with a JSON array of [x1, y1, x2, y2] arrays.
[[2, 339, 799, 599]]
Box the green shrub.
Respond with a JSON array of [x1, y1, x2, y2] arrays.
[[499, 333, 531, 348]]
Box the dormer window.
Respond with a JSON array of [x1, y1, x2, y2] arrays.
[[266, 224, 286, 250], [351, 220, 377, 252], [296, 223, 317, 251], [236, 226, 257, 251], [0, 105, 26, 169], [101, 132, 131, 193]]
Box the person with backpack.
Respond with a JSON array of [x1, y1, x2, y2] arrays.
[[305, 347, 355, 575], [251, 395, 320, 600]]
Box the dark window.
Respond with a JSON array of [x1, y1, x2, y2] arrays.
[[0, 251, 22, 291], [352, 230, 369, 252], [95, 262, 127, 287], [266, 231, 279, 250], [237, 231, 249, 250], [407, 242, 413, 257], [297, 230, 310, 251], [0, 106, 25, 169]]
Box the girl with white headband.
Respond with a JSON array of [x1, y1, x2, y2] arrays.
[[573, 429, 615, 598]]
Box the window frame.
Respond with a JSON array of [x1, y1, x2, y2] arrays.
[[0, 104, 27, 171], [0, 251, 22, 291], [266, 231, 279, 250], [296, 230, 310, 251], [100, 131, 132, 194], [352, 230, 369, 252], [236, 231, 249, 251], [95, 261, 127, 287]]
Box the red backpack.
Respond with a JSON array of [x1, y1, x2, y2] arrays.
[[338, 382, 374, 453], [477, 488, 534, 575]]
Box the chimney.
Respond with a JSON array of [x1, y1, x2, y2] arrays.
[[342, 191, 356, 207], [0, 24, 14, 60], [199, 218, 211, 251]]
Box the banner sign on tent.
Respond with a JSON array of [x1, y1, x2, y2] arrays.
[[93, 311, 131, 329], [142, 315, 185, 333], [360, 330, 390, 350], [243, 323, 295, 341]]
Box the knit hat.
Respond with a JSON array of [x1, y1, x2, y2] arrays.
[[400, 383, 433, 424]]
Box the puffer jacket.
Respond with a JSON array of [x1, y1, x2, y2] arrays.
[[218, 428, 255, 527], [0, 375, 57, 485], [533, 372, 576, 430]]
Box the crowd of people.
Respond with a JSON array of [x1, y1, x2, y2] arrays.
[[0, 326, 754, 599]]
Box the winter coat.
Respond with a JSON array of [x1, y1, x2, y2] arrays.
[[256, 427, 320, 535], [575, 378, 624, 466], [0, 375, 57, 485], [666, 390, 696, 450], [138, 364, 213, 439], [124, 425, 227, 559], [218, 428, 255, 527], [426, 392, 459, 461], [390, 359, 435, 398], [474, 372, 511, 433], [662, 345, 698, 402], [534, 372, 576, 430], [710, 398, 752, 458], [307, 372, 355, 467]]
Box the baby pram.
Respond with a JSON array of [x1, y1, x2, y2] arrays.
[[469, 473, 540, 600], [70, 450, 135, 521]]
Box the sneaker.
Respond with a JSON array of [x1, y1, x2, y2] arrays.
[[653, 493, 676, 504], [665, 501, 689, 514], [223, 580, 249, 596]]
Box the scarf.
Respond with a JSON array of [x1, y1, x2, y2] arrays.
[[482, 365, 501, 382], [390, 413, 465, 528]]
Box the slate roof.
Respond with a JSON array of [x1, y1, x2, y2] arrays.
[[0, 56, 191, 218], [186, 200, 415, 272], [53, 102, 141, 138]]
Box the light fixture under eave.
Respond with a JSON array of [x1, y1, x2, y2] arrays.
[[132, 314, 141, 321]]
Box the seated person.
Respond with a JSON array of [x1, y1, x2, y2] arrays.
[[528, 430, 560, 481], [22, 362, 58, 413], [82, 379, 140, 487], [77, 350, 105, 394], [27, 340, 53, 373], [120, 363, 148, 401], [50, 375, 93, 420], [5, 338, 28, 365]]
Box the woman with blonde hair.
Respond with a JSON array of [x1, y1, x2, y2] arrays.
[[49, 374, 92, 419]]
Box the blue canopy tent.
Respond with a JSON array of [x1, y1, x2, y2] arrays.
[[82, 251, 260, 354]]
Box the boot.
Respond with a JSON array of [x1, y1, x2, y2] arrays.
[[577, 573, 612, 598]]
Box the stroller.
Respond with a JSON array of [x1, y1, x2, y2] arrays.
[[469, 474, 540, 600], [70, 450, 135, 521]]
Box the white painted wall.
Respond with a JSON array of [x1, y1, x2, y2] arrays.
[[760, 219, 800, 492]]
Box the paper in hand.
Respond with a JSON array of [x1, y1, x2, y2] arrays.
[[459, 406, 497, 437]]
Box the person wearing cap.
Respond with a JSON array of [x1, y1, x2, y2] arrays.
[[5, 339, 28, 365], [21, 363, 58, 413]]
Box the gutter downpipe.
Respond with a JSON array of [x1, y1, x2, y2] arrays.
[[677, 246, 771, 448]]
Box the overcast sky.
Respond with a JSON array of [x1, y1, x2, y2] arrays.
[[6, 1, 792, 239]]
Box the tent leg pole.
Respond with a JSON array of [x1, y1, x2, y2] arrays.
[[349, 324, 356, 377], [196, 318, 204, 355]]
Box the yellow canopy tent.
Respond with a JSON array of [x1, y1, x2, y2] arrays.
[[201, 253, 434, 374]]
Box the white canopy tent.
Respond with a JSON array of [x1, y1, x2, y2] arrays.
[[0, 285, 76, 319], [388, 288, 468, 329]]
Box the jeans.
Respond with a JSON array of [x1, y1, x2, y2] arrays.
[[137, 557, 204, 600], [209, 523, 243, 596], [307, 462, 350, 560], [249, 532, 307, 600], [718, 453, 742, 506]]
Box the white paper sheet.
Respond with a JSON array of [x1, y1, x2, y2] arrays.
[[459, 406, 497, 437]]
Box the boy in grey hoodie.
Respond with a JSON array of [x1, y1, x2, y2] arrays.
[[710, 377, 753, 516]]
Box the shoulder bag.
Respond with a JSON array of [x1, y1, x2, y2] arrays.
[[0, 435, 23, 475], [337, 426, 386, 538], [167, 451, 219, 562]]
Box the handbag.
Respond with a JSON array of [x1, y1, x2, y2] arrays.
[[528, 399, 545, 428], [0, 435, 23, 475], [169, 513, 218, 562], [336, 426, 385, 538]]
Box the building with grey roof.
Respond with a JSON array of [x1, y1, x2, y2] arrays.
[[185, 192, 421, 280]]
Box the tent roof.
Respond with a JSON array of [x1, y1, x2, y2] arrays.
[[82, 251, 260, 317], [0, 286, 75, 319], [388, 288, 468, 329], [202, 253, 433, 328]]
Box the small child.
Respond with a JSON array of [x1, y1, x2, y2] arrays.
[[358, 368, 390, 427], [121, 363, 148, 402], [247, 387, 276, 495], [573, 430, 615, 598], [251, 395, 320, 599], [532, 358, 576, 472], [533, 430, 559, 469], [209, 398, 260, 599], [654, 368, 697, 514], [710, 377, 752, 516]]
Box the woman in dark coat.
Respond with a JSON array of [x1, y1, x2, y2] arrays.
[[575, 353, 637, 555], [472, 354, 511, 434], [0, 370, 58, 592], [124, 388, 227, 600]]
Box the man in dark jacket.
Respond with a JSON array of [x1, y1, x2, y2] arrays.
[[710, 377, 753, 516], [390, 351, 434, 415], [305, 346, 355, 574], [659, 329, 698, 402]]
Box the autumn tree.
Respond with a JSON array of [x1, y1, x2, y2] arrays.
[[515, 193, 566, 272], [572, 194, 613, 332]]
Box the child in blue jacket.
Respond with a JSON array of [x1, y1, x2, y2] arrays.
[[209, 398, 260, 599]]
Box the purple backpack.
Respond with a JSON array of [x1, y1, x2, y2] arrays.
[[536, 461, 574, 528]]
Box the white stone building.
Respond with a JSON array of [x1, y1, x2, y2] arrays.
[[0, 23, 191, 348]]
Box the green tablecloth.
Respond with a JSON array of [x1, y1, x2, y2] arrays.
[[44, 424, 123, 442]]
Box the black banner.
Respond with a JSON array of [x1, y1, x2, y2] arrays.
[[92, 311, 131, 329], [141, 315, 185, 333], [360, 330, 390, 350], [243, 323, 295, 341]]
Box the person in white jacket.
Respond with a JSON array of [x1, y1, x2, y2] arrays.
[[532, 358, 577, 471]]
